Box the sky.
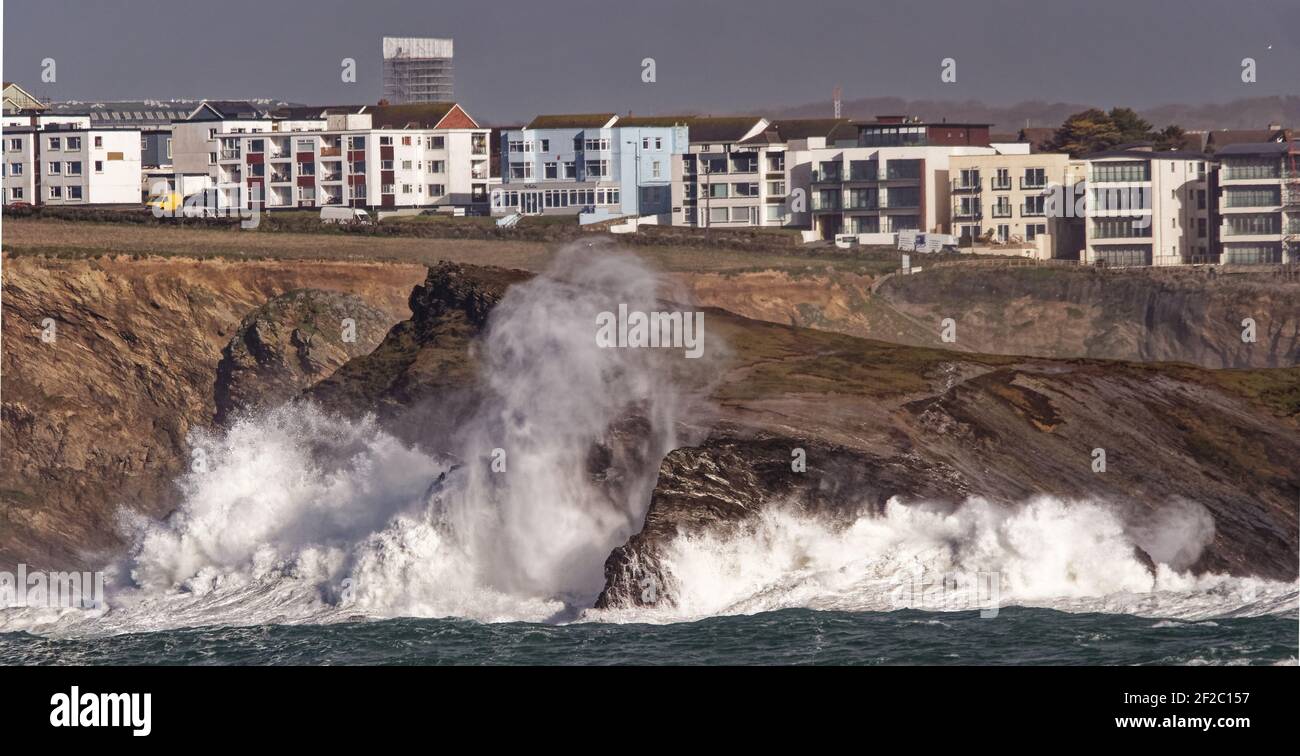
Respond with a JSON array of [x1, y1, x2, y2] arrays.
[[3, 0, 1297, 124]]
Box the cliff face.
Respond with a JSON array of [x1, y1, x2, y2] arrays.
[[3, 255, 1297, 610], [0, 255, 423, 569], [682, 265, 1300, 369]]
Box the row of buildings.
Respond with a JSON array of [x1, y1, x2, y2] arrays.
[[2, 81, 1297, 265]]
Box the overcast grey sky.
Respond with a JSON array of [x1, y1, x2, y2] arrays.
[[4, 0, 1297, 123]]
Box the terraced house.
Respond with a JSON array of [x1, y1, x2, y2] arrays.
[[491, 113, 685, 222], [1214, 141, 1300, 264]]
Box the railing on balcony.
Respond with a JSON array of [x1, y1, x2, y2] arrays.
[[220, 149, 241, 160], [1021, 204, 1046, 217], [991, 205, 1013, 218], [844, 199, 878, 211], [321, 173, 342, 182], [811, 196, 841, 211], [954, 208, 982, 220], [1020, 177, 1048, 190], [991, 177, 1012, 190], [320, 146, 342, 158], [270, 173, 291, 183], [812, 168, 843, 183]]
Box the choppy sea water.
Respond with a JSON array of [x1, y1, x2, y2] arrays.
[[2, 608, 1295, 666]]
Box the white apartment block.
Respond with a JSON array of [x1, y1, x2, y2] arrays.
[[175, 101, 490, 211], [1082, 150, 1214, 267], [1214, 142, 1299, 264], [2, 125, 142, 205], [948, 152, 1085, 259]]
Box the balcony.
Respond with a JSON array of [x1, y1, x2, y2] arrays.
[[991, 205, 1013, 218], [954, 208, 982, 220], [269, 172, 291, 183], [952, 177, 981, 192], [321, 146, 342, 158], [844, 199, 878, 211], [320, 173, 342, 182], [991, 178, 1012, 191], [1021, 205, 1046, 217], [1020, 176, 1048, 190], [812, 167, 843, 183], [811, 196, 841, 211], [219, 149, 242, 160]]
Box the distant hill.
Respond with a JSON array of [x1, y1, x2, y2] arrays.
[[758, 96, 1300, 133]]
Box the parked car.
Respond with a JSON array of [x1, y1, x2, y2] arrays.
[[320, 206, 372, 225]]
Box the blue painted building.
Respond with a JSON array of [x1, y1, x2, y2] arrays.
[[491, 113, 686, 222]]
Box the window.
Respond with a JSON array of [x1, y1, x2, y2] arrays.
[[95, 160, 104, 173], [767, 154, 784, 172], [402, 136, 412, 146], [428, 184, 445, 196], [510, 164, 527, 180], [49, 137, 61, 150], [429, 160, 445, 173], [68, 186, 83, 200], [654, 137, 662, 150], [1022, 168, 1047, 188], [709, 207, 728, 223], [47, 161, 61, 174], [298, 162, 315, 175], [208, 153, 217, 165], [349, 136, 366, 150], [734, 182, 759, 197], [249, 139, 264, 153], [563, 161, 576, 179], [1026, 224, 1046, 240], [709, 183, 729, 198], [544, 162, 558, 179], [765, 205, 785, 221], [10, 187, 22, 200], [94, 136, 102, 148], [1091, 160, 1150, 183], [540, 139, 549, 152], [402, 184, 414, 194], [299, 186, 316, 202], [7, 138, 20, 151], [166, 138, 172, 159], [380, 136, 393, 146], [585, 160, 607, 178], [402, 160, 413, 170], [48, 185, 63, 198], [509, 141, 526, 153], [208, 128, 217, 140], [584, 137, 610, 151], [651, 160, 661, 179], [10, 163, 22, 175], [66, 161, 82, 176], [381, 160, 394, 170], [767, 180, 786, 195], [67, 137, 82, 150], [382, 184, 395, 194]]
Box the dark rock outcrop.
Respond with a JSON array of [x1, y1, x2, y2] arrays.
[[214, 289, 391, 424]]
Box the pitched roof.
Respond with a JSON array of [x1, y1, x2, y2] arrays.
[[1214, 141, 1297, 156], [525, 113, 618, 129], [188, 100, 276, 121], [1205, 128, 1292, 152], [369, 102, 479, 129], [762, 118, 850, 142]]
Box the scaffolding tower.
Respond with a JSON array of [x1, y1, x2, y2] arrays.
[[382, 37, 454, 104]]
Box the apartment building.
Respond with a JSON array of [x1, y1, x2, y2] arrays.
[[491, 114, 686, 221], [2, 123, 142, 205], [1082, 149, 1215, 266], [789, 117, 1002, 242], [210, 103, 491, 212], [948, 151, 1085, 258], [659, 117, 849, 228], [1215, 141, 1299, 264]]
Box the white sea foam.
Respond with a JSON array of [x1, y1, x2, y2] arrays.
[[1, 246, 1294, 637]]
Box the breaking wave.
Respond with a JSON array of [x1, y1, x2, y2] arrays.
[[1, 247, 1294, 638], [602, 498, 1296, 624]]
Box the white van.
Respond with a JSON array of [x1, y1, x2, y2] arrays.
[[320, 207, 372, 225]]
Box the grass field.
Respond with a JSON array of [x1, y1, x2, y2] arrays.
[[0, 217, 909, 276]]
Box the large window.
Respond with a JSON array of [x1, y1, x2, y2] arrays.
[[1092, 245, 1152, 266], [1223, 158, 1280, 181], [1224, 213, 1280, 236], [1224, 187, 1281, 208], [1092, 218, 1151, 238], [1091, 160, 1151, 183]]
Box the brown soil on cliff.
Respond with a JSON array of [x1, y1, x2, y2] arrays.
[[0, 254, 424, 569]]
